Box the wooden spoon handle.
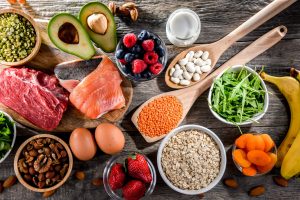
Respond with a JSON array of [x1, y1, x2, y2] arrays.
[[217, 0, 295, 52], [192, 25, 287, 96]]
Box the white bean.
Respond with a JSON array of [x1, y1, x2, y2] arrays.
[[201, 51, 209, 60], [179, 58, 188, 66], [186, 62, 195, 73], [205, 59, 212, 66], [194, 50, 203, 58], [185, 53, 192, 60], [200, 65, 211, 73], [175, 64, 181, 70], [188, 51, 195, 57], [183, 71, 192, 80], [179, 79, 190, 86], [188, 56, 194, 62], [194, 58, 204, 66], [195, 65, 202, 74], [179, 75, 184, 80], [172, 69, 183, 78], [169, 68, 175, 76], [170, 77, 180, 84], [193, 73, 201, 81]]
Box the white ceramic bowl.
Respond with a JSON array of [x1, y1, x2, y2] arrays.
[[0, 111, 17, 163], [208, 65, 269, 126], [157, 124, 226, 195]]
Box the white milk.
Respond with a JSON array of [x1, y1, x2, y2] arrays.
[[166, 8, 201, 47]]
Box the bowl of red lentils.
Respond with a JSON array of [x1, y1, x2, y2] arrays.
[[157, 124, 226, 195]]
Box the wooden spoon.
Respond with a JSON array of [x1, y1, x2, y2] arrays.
[[165, 0, 296, 89], [133, 25, 287, 143]]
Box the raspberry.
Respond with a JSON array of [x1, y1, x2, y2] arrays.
[[149, 63, 163, 75], [123, 33, 137, 48], [119, 59, 127, 65], [142, 39, 154, 51], [132, 59, 147, 74], [143, 51, 158, 65]]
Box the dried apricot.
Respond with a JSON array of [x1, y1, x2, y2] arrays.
[[257, 153, 277, 173], [261, 134, 274, 152], [235, 133, 252, 149], [242, 165, 257, 176], [247, 150, 272, 166], [233, 149, 251, 168]]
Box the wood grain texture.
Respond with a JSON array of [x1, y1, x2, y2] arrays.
[[0, 0, 300, 200]]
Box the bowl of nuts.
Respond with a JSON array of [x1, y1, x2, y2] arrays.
[[157, 124, 226, 195], [0, 8, 41, 66], [14, 134, 73, 192]]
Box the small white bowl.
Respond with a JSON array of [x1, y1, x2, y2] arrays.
[[0, 111, 17, 163], [208, 65, 269, 126], [157, 124, 226, 195]]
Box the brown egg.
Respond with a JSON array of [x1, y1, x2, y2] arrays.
[[69, 128, 97, 161], [95, 123, 125, 155]]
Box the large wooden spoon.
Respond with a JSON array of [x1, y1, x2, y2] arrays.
[[165, 0, 296, 89], [133, 25, 287, 143]]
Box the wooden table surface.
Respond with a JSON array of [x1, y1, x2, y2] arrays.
[[1, 0, 300, 199]]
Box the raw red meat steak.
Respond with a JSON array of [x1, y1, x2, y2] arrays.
[[0, 67, 69, 131]]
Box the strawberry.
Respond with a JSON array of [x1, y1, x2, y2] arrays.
[[123, 33, 137, 48], [108, 163, 126, 190], [132, 59, 147, 74], [126, 154, 152, 183], [122, 180, 146, 200], [149, 63, 163, 75], [143, 51, 158, 65], [142, 39, 154, 52]]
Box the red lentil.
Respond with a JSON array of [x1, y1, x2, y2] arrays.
[[138, 95, 183, 137]]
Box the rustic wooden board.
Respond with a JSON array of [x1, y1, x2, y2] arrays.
[[0, 0, 300, 200], [0, 19, 133, 132]]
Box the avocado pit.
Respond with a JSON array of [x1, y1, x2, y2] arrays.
[[58, 22, 79, 44], [87, 13, 108, 35]]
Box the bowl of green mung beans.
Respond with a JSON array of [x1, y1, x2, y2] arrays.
[[0, 8, 41, 66], [208, 65, 269, 126]]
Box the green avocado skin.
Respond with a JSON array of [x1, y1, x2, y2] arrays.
[[48, 13, 96, 60], [79, 2, 117, 53]]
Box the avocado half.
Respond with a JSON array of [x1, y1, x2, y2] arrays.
[[79, 2, 117, 53], [48, 13, 96, 60]]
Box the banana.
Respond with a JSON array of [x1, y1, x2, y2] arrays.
[[290, 68, 300, 82], [260, 72, 300, 167]]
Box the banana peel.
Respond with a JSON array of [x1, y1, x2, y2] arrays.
[[290, 68, 300, 82], [281, 130, 300, 179], [260, 72, 300, 168]]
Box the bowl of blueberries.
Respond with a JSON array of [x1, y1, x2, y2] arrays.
[[115, 30, 168, 82]]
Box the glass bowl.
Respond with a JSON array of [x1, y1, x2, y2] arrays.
[[232, 133, 277, 176], [115, 30, 168, 82], [103, 152, 157, 199]]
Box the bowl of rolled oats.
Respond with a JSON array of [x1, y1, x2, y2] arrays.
[[157, 124, 226, 195]]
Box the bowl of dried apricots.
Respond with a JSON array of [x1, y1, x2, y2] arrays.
[[232, 133, 277, 176]]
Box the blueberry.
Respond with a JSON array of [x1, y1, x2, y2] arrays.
[[155, 45, 165, 57], [142, 71, 152, 79], [131, 44, 143, 54], [115, 49, 125, 59], [138, 30, 150, 40], [154, 37, 161, 46], [134, 73, 142, 79], [124, 53, 135, 63]]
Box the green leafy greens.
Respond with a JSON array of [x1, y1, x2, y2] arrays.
[[211, 67, 265, 123], [0, 112, 14, 159]]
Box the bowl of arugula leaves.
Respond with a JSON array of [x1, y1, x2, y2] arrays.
[[0, 111, 16, 163], [208, 65, 269, 126]]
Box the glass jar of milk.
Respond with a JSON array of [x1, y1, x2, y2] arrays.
[[166, 8, 201, 47]]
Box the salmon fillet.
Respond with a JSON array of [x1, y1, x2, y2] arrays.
[[69, 56, 125, 119]]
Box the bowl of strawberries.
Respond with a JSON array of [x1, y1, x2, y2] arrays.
[[103, 152, 156, 200], [115, 30, 168, 82]]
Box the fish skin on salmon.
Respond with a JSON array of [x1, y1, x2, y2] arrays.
[[54, 56, 102, 93], [69, 56, 125, 119]]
